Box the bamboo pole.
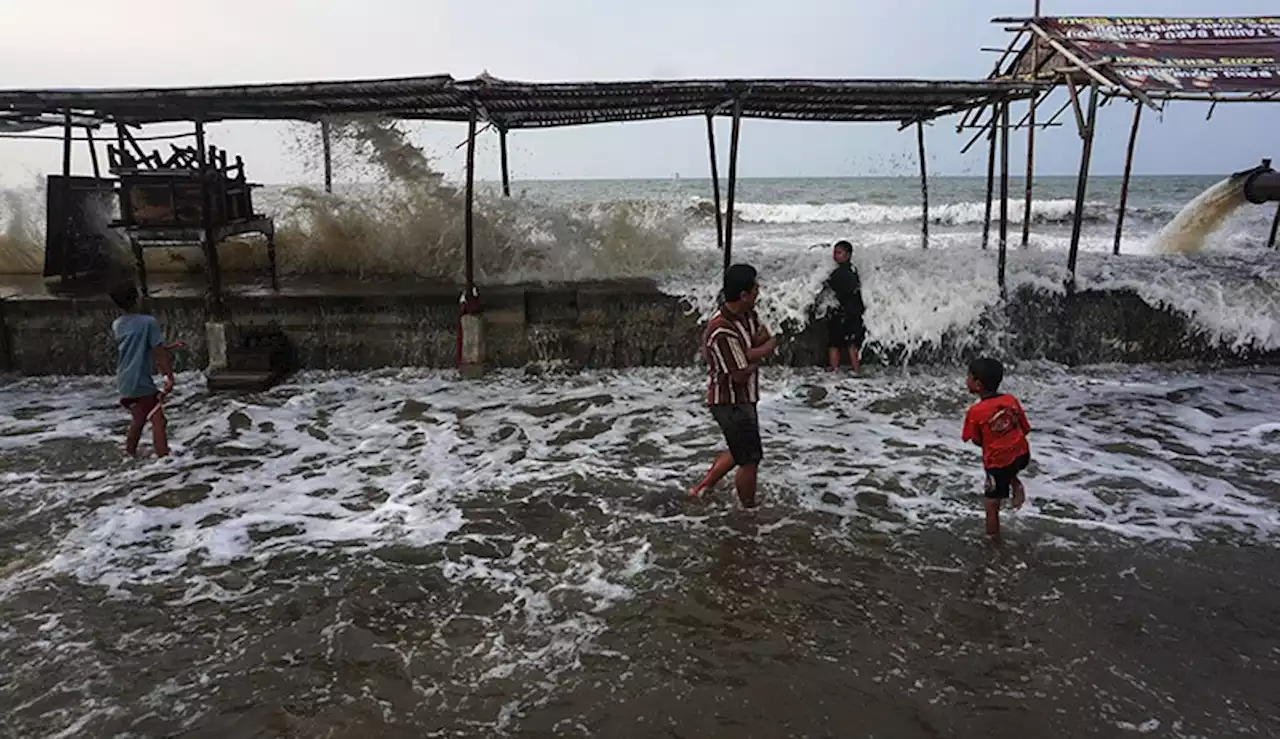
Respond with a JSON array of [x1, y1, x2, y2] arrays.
[[464, 107, 478, 297], [195, 120, 224, 317], [706, 114, 724, 252], [85, 127, 101, 179], [1113, 103, 1143, 255], [1020, 0, 1040, 248], [59, 110, 73, 283], [982, 124, 997, 251], [499, 127, 511, 197], [1067, 82, 1100, 283], [917, 121, 930, 250], [320, 120, 333, 194], [723, 98, 743, 272], [1268, 203, 1280, 250], [998, 100, 1011, 295]]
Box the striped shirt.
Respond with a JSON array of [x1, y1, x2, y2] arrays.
[[704, 306, 762, 406]]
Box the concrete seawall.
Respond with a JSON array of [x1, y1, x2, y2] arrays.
[[0, 279, 1274, 376]]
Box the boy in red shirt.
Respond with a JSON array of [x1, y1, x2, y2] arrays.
[[962, 357, 1031, 539]]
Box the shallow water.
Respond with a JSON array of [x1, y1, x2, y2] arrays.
[[2, 364, 1279, 737]]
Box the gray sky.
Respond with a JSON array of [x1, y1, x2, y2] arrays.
[[1, 0, 1277, 187]]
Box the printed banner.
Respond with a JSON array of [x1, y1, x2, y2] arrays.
[[1038, 17, 1280, 93]]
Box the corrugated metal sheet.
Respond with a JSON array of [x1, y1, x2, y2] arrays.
[[0, 74, 1041, 128]]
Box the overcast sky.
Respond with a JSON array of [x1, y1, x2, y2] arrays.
[[1, 0, 1276, 187]]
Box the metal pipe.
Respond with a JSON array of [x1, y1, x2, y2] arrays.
[[1067, 82, 1100, 282], [464, 107, 478, 296], [320, 120, 333, 194], [917, 121, 929, 250], [1113, 103, 1143, 255], [724, 98, 743, 272], [1241, 163, 1280, 204], [998, 100, 1011, 296], [982, 124, 996, 251], [706, 114, 724, 252], [499, 127, 511, 197]]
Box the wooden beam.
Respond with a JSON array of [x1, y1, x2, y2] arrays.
[[982, 123, 996, 251], [498, 126, 511, 197], [320, 120, 333, 194]]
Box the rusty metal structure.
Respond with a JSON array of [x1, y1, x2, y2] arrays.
[[0, 74, 1040, 316], [975, 15, 1280, 286]]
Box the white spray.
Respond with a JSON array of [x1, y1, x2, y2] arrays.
[[1152, 177, 1249, 255]]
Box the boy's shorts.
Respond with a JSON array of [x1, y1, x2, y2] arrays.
[[827, 311, 866, 350], [120, 393, 160, 417], [984, 453, 1030, 499]]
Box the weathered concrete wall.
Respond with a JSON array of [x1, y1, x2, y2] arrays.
[[0, 280, 1274, 376]]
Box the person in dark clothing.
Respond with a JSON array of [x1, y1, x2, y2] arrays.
[[825, 240, 866, 373]]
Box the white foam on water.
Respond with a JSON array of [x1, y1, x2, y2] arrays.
[[2, 365, 1278, 733], [714, 198, 1101, 226]]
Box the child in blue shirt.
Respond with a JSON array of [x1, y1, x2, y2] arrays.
[[109, 283, 181, 457]]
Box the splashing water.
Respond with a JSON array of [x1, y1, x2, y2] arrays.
[[1152, 177, 1249, 255], [0, 184, 44, 274]]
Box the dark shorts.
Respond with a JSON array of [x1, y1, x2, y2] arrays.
[[710, 403, 763, 467], [984, 453, 1030, 499], [120, 393, 160, 418], [827, 312, 866, 350]]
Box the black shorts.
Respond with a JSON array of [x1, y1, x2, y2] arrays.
[[710, 403, 763, 467], [984, 453, 1030, 499], [827, 312, 866, 350]]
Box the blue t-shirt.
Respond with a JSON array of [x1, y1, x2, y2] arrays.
[[112, 313, 163, 399]]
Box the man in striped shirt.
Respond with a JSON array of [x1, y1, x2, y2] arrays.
[[690, 263, 777, 508]]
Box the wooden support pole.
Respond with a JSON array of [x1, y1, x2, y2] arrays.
[[982, 124, 997, 251], [706, 114, 725, 252], [998, 100, 1011, 295], [917, 121, 930, 250], [195, 120, 224, 318], [1067, 82, 1100, 284], [60, 110, 73, 284], [320, 120, 333, 194], [1113, 103, 1143, 255], [85, 128, 101, 179], [499, 127, 511, 197], [1020, 0, 1041, 249], [1268, 203, 1280, 250], [464, 107, 478, 297], [723, 98, 743, 273]]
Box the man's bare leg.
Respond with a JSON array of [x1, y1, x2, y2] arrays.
[[735, 463, 759, 509], [1010, 477, 1025, 510], [848, 346, 861, 374], [827, 347, 841, 372], [691, 451, 735, 498]]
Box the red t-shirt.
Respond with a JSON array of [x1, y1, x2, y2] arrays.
[[962, 394, 1031, 470]]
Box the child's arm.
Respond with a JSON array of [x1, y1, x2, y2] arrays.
[[148, 319, 176, 394], [961, 409, 983, 447]]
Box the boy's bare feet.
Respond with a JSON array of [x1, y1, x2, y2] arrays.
[[1011, 479, 1026, 511]]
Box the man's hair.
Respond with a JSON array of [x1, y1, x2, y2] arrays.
[[109, 282, 140, 312], [968, 357, 1004, 393], [833, 240, 853, 257], [723, 263, 758, 303]]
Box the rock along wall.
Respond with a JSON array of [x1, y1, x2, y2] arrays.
[[0, 280, 1274, 377]]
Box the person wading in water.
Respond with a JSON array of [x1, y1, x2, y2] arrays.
[[825, 240, 866, 373], [689, 263, 777, 508]]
